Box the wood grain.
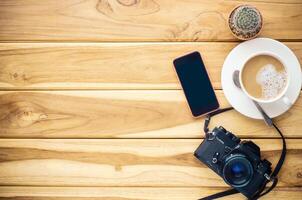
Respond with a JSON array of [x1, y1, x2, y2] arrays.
[[0, 90, 301, 138], [0, 139, 301, 187], [0, 187, 301, 200], [0, 0, 302, 41], [0, 42, 301, 90], [0, 1, 301, 199]]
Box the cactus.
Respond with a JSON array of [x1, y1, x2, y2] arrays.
[[229, 5, 262, 40]]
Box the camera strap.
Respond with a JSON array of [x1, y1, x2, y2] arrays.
[[199, 107, 287, 200]]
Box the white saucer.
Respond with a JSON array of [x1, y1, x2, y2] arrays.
[[221, 38, 301, 119]]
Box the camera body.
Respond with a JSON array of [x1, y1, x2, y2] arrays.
[[194, 126, 272, 199]]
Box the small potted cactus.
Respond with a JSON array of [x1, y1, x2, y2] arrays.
[[228, 5, 263, 40]]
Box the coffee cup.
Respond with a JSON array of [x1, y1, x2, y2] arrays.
[[239, 51, 291, 106]]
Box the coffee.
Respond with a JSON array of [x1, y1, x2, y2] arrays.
[[241, 55, 287, 100]]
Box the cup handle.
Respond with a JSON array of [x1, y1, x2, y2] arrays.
[[282, 96, 292, 107]]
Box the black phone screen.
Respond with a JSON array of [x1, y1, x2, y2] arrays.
[[173, 51, 219, 117]]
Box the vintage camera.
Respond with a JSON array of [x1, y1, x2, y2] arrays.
[[194, 126, 272, 199]]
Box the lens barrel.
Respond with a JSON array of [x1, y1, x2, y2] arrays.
[[223, 154, 253, 187]]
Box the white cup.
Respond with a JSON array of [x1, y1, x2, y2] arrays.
[[239, 52, 291, 106]]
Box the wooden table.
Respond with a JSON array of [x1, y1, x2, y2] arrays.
[[0, 1, 301, 199]]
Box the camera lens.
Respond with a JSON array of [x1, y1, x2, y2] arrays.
[[223, 155, 253, 187]]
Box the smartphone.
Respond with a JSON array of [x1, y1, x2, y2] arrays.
[[173, 51, 219, 117]]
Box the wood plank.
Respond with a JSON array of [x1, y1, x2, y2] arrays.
[[0, 139, 301, 187], [0, 90, 301, 138], [0, 42, 301, 90], [0, 0, 301, 41], [0, 187, 301, 200]]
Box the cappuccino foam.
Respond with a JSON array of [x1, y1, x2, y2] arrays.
[[256, 64, 287, 100], [241, 55, 287, 100]]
